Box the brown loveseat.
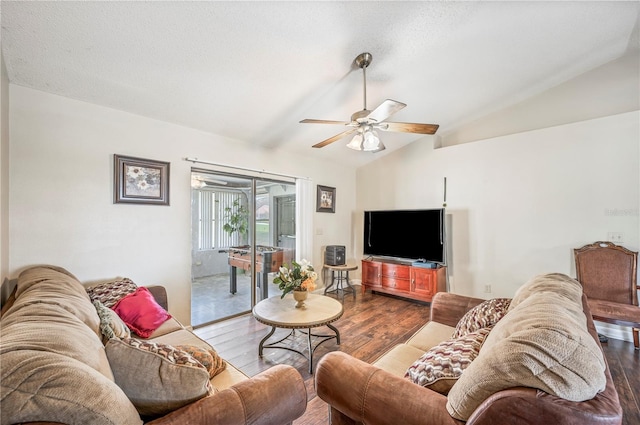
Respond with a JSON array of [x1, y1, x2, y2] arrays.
[[0, 265, 307, 425], [316, 273, 622, 425]]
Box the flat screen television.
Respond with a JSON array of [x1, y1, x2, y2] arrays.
[[363, 208, 445, 264]]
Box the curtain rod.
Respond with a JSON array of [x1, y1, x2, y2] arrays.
[[183, 157, 310, 181]]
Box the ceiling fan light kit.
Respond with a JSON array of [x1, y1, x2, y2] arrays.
[[346, 132, 363, 150], [301, 52, 439, 152], [362, 129, 383, 151], [346, 125, 384, 152]]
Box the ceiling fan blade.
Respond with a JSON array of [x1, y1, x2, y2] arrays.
[[366, 99, 406, 123], [300, 119, 351, 125], [380, 122, 439, 134], [312, 128, 357, 148]]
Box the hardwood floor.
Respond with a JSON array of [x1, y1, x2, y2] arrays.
[[601, 337, 640, 425], [194, 291, 640, 425]]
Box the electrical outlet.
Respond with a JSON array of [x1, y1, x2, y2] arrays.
[[484, 284, 492, 293], [607, 232, 624, 243]]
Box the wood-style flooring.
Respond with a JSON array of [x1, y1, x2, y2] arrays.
[[194, 291, 640, 425]]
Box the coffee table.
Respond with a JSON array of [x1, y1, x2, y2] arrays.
[[252, 293, 343, 373]]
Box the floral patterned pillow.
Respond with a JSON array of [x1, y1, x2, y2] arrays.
[[176, 344, 226, 378], [405, 328, 491, 394], [93, 300, 130, 342], [452, 298, 511, 339]]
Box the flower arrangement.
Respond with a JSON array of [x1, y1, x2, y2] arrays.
[[273, 260, 318, 298]]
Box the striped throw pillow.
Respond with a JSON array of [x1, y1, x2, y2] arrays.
[[405, 327, 491, 394]]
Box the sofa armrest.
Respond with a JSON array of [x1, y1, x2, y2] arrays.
[[146, 285, 168, 311], [147, 364, 306, 425], [429, 292, 484, 327], [316, 351, 463, 425]]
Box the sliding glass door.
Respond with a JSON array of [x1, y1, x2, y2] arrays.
[[190, 170, 296, 326]]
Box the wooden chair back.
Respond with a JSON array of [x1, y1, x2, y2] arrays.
[[574, 241, 638, 305], [574, 241, 640, 349]]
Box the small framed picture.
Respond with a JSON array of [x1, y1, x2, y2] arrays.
[[316, 185, 336, 213], [114, 154, 170, 205]]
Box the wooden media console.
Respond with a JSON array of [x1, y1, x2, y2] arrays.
[[361, 258, 446, 303]]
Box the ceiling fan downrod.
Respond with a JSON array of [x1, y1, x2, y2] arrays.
[[355, 52, 372, 112]]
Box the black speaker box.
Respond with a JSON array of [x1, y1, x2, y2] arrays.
[[325, 245, 346, 266]]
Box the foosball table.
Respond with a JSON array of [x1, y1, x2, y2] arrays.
[[228, 245, 285, 300]]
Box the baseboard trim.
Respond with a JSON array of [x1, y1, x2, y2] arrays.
[[595, 322, 634, 343]]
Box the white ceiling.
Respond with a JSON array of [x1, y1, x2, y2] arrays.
[[2, 1, 639, 167]]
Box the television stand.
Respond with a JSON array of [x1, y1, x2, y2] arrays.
[[361, 258, 446, 303]]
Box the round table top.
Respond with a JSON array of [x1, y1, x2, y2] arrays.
[[324, 263, 358, 271], [252, 293, 344, 329]]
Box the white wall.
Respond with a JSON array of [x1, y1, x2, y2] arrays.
[[8, 85, 356, 325], [357, 111, 639, 313], [1, 53, 9, 282]]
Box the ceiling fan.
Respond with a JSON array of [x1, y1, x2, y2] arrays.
[[300, 52, 439, 152], [191, 175, 228, 189]]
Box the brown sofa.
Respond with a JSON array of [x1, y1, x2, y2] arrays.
[[0, 265, 307, 425], [316, 273, 622, 425]]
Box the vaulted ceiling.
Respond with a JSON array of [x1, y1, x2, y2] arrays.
[[2, 1, 639, 166]]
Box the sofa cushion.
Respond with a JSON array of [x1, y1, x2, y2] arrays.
[[176, 344, 226, 378], [451, 298, 511, 338], [406, 327, 491, 395], [0, 349, 142, 425], [86, 277, 138, 308], [508, 273, 583, 309], [105, 337, 212, 416], [143, 316, 184, 338], [1, 302, 114, 380], [94, 300, 131, 342], [112, 287, 172, 338], [8, 265, 101, 336], [405, 321, 457, 352], [446, 273, 607, 421], [372, 344, 427, 377]]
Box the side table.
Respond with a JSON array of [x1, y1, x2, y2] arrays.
[[324, 264, 358, 299]]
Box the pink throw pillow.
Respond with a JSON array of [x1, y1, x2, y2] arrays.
[[112, 287, 171, 338]]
